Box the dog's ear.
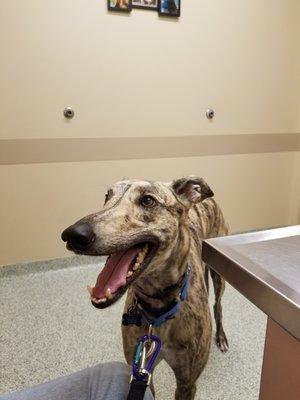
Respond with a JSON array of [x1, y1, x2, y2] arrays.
[[171, 176, 214, 205]]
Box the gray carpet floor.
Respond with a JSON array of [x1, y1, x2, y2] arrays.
[[0, 259, 266, 399]]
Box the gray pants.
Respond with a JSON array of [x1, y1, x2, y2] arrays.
[[0, 362, 154, 400]]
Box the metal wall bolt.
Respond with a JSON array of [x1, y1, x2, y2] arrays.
[[206, 109, 215, 119], [63, 107, 75, 119]]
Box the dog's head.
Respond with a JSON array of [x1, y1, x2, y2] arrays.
[[61, 176, 213, 308]]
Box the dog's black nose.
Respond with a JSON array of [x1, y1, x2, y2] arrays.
[[61, 224, 95, 249]]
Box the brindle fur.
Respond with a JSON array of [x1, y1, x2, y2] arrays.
[[67, 176, 229, 400]]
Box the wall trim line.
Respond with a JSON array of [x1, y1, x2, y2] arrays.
[[0, 133, 299, 165]]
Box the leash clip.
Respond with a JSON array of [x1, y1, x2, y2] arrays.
[[132, 332, 161, 385]]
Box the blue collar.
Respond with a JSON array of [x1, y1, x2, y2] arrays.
[[137, 266, 192, 327]]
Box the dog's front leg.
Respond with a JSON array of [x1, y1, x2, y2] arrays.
[[166, 349, 209, 400], [175, 382, 197, 400], [165, 349, 209, 400], [163, 317, 211, 400]]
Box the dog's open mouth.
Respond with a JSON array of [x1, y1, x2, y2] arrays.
[[87, 242, 156, 309]]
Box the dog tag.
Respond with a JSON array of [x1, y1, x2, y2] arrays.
[[122, 312, 142, 326], [122, 300, 143, 327]]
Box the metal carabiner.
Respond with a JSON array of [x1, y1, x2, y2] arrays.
[[139, 344, 147, 371], [148, 324, 153, 339], [132, 334, 162, 384]]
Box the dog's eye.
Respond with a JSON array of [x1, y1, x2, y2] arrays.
[[140, 195, 157, 208]]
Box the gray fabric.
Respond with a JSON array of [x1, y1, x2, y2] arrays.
[[0, 362, 154, 400]]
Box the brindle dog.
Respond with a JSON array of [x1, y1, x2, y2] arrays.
[[61, 176, 229, 400]]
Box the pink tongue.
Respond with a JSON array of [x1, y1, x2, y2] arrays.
[[92, 247, 142, 299]]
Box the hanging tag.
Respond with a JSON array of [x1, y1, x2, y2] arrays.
[[122, 301, 143, 326], [122, 312, 142, 326]]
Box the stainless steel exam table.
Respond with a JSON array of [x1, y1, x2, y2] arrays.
[[203, 225, 300, 400]]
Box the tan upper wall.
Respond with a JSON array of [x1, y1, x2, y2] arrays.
[[297, 14, 300, 133], [0, 0, 299, 139], [0, 1, 299, 266]]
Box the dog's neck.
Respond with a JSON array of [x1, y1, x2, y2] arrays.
[[135, 266, 189, 312], [133, 225, 191, 309]]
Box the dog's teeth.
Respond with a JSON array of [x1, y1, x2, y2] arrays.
[[92, 296, 98, 302], [87, 285, 94, 295], [137, 255, 144, 263], [133, 263, 140, 271], [105, 288, 113, 299], [127, 271, 133, 278], [137, 251, 147, 262], [99, 298, 107, 303]]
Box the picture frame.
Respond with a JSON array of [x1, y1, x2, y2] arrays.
[[132, 0, 158, 11], [108, 0, 132, 12], [158, 0, 180, 17]]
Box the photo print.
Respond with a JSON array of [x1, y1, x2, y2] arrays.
[[108, 0, 132, 12], [132, 0, 158, 10], [159, 0, 180, 17]]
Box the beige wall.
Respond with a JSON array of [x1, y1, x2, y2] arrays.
[[290, 1, 300, 226], [0, 151, 298, 266], [0, 0, 299, 265], [289, 152, 300, 224], [0, 0, 299, 139]]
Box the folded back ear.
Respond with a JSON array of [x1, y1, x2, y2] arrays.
[[172, 176, 214, 205]]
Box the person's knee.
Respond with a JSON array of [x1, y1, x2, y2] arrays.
[[104, 361, 130, 370], [91, 361, 130, 379]]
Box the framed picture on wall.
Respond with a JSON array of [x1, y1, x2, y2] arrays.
[[132, 0, 158, 10], [108, 0, 132, 12], [158, 0, 180, 17]]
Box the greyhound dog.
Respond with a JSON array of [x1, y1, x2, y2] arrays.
[[62, 176, 229, 400]]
